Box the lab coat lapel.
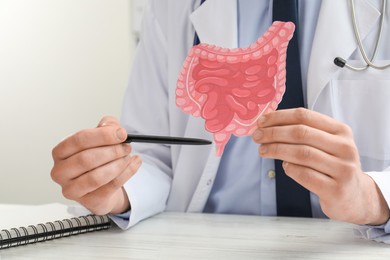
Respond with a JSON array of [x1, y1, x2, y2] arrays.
[[307, 0, 380, 109], [189, 0, 238, 48], [167, 0, 237, 212]]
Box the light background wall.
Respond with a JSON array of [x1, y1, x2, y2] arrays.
[[0, 0, 144, 204]]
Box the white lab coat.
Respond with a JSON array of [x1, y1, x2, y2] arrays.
[[119, 0, 390, 228]]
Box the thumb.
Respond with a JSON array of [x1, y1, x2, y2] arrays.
[[97, 116, 121, 128]]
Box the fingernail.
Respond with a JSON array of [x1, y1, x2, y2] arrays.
[[123, 144, 131, 153], [131, 156, 142, 167], [257, 116, 266, 126], [116, 128, 126, 141], [260, 145, 268, 154], [253, 130, 263, 141]]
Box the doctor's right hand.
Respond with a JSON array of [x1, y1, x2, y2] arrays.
[[50, 116, 142, 216]]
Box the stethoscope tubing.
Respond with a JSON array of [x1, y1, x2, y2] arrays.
[[335, 0, 390, 71], [196, 0, 389, 71]]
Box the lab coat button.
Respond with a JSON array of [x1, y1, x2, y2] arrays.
[[206, 179, 213, 186], [268, 170, 276, 179]]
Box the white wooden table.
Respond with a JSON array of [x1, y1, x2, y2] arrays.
[[1, 212, 389, 259]]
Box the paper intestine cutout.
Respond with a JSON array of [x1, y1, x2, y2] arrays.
[[176, 21, 295, 156]]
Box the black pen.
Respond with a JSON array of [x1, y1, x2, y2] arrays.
[[124, 134, 212, 145]]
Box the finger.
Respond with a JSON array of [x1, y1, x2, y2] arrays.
[[259, 143, 354, 179], [97, 116, 121, 127], [257, 108, 352, 136], [252, 125, 358, 160], [79, 155, 142, 213], [281, 161, 336, 199], [61, 154, 133, 200], [52, 143, 131, 184], [52, 126, 128, 161]]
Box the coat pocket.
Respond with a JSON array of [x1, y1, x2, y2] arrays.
[[330, 73, 390, 162]]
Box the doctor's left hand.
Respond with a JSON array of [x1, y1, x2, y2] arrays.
[[252, 108, 390, 225]]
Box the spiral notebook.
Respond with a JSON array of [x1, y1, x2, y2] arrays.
[[0, 203, 111, 249]]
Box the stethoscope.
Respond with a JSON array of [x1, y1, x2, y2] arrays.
[[334, 0, 390, 71], [196, 0, 389, 71]]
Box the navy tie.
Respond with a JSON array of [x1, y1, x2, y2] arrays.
[[273, 0, 312, 217]]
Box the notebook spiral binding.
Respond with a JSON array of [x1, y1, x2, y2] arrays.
[[0, 215, 111, 249]]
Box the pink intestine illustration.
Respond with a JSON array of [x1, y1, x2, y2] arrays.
[[176, 21, 295, 156]]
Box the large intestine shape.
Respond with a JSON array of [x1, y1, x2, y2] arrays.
[[176, 21, 295, 156]]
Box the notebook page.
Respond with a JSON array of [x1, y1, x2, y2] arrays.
[[0, 203, 90, 230]]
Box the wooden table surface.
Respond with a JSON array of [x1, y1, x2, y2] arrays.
[[1, 212, 389, 259]]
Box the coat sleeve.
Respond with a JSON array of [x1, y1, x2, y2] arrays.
[[111, 1, 173, 229], [367, 167, 390, 215], [353, 168, 390, 242]]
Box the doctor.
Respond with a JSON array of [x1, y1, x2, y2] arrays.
[[51, 0, 390, 233]]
